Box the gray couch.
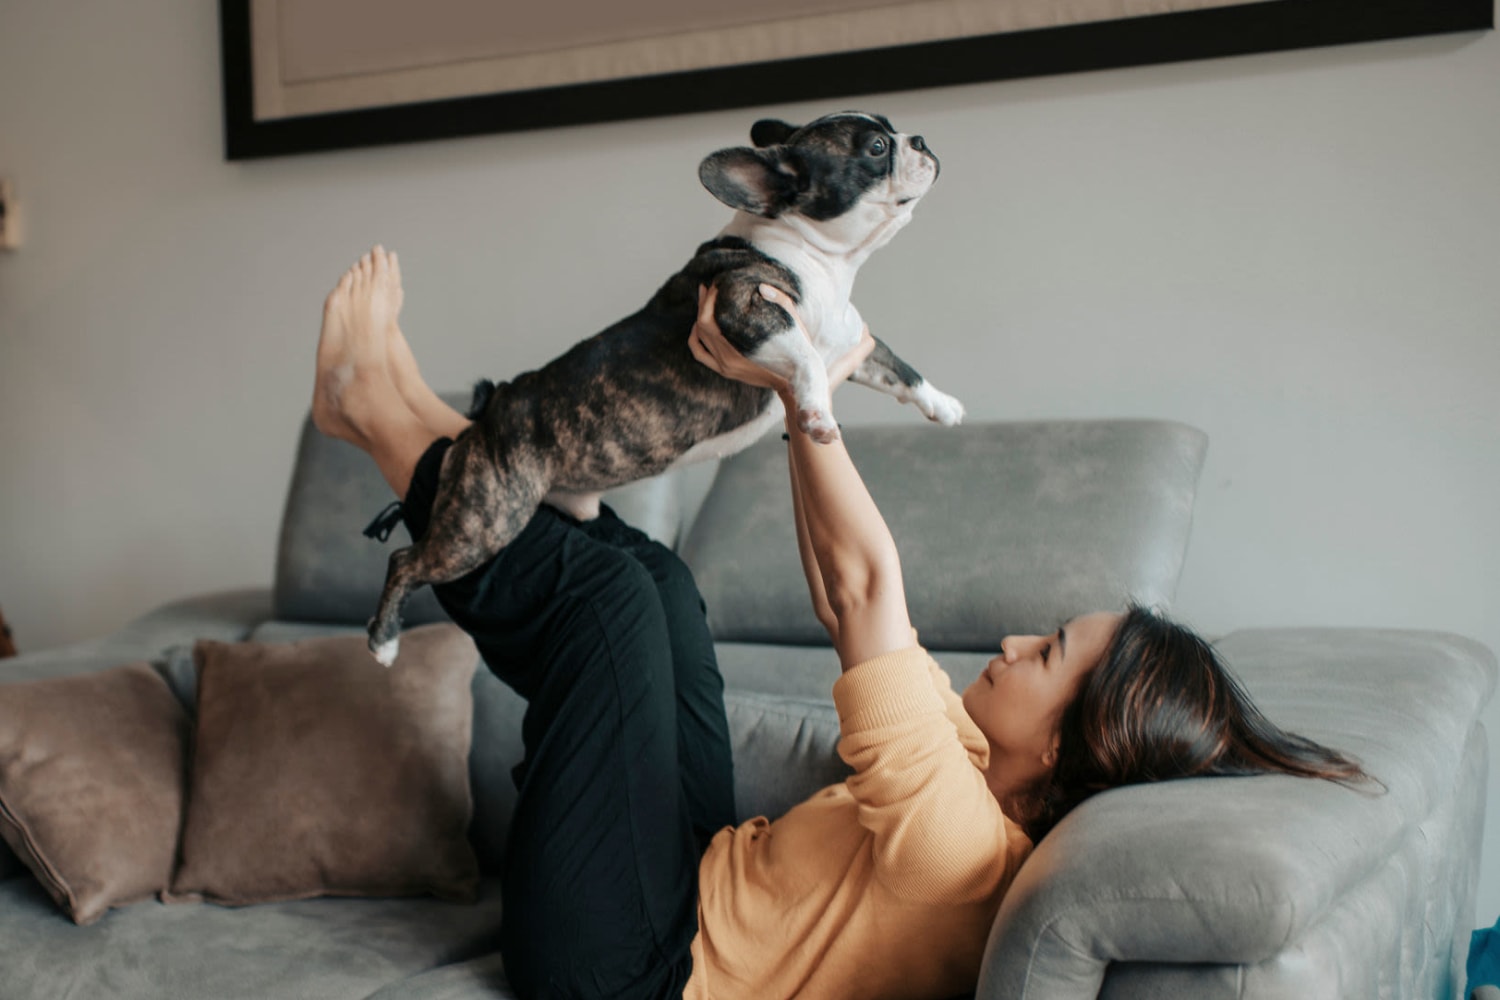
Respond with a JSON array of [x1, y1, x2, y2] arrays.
[[0, 413, 1492, 1000]]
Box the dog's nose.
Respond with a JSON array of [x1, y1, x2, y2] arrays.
[[909, 135, 927, 152]]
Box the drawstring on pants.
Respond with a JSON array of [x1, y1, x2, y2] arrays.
[[362, 502, 405, 543]]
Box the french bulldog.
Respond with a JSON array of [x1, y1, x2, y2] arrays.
[[366, 110, 964, 664]]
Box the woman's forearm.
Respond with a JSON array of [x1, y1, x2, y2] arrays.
[[786, 418, 839, 642], [684, 281, 909, 665], [781, 396, 913, 669]]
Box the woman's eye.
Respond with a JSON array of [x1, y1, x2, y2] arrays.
[[1041, 643, 1051, 664]]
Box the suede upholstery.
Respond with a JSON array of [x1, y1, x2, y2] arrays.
[[167, 624, 480, 907], [0, 663, 188, 925], [981, 628, 1495, 999], [683, 421, 1207, 648], [0, 413, 1492, 1000]]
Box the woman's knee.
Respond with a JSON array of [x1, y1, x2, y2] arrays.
[[578, 547, 665, 622], [633, 542, 708, 617], [555, 552, 679, 697]]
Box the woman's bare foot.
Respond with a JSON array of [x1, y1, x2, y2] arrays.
[[313, 248, 401, 444], [313, 246, 436, 496], [378, 251, 472, 439]]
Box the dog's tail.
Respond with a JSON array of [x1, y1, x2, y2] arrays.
[[467, 379, 496, 420]]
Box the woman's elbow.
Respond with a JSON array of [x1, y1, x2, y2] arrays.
[[823, 558, 902, 623], [813, 601, 840, 639]]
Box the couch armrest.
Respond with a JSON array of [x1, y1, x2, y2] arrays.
[[105, 588, 273, 653], [0, 588, 273, 684], [974, 627, 1496, 999]]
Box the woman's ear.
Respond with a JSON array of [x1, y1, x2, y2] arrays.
[[1042, 737, 1061, 769]]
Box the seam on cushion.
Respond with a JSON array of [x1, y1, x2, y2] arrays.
[[0, 797, 76, 915], [1021, 911, 1086, 999], [728, 690, 841, 716], [731, 707, 838, 736], [1019, 897, 1298, 998], [727, 700, 843, 750], [727, 700, 842, 737]]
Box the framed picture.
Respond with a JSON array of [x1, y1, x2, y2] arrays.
[[219, 0, 1492, 160]]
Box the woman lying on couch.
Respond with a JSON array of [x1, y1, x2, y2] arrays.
[[311, 245, 1367, 1000]]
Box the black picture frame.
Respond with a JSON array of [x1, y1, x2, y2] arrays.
[[219, 0, 1492, 161]]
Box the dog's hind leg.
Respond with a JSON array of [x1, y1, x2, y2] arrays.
[[367, 431, 549, 664], [369, 546, 427, 665]]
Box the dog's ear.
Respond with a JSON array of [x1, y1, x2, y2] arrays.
[[699, 146, 807, 217], [750, 119, 798, 148]]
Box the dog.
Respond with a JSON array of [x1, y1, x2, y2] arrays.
[[366, 110, 964, 664]]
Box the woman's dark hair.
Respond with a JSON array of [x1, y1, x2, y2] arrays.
[[1020, 603, 1373, 842]]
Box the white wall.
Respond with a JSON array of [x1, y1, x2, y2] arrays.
[[2, 0, 1497, 928]]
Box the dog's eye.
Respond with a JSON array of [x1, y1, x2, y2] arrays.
[[868, 137, 887, 157]]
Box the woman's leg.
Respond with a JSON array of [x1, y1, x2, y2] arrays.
[[360, 245, 737, 844], [403, 443, 701, 1000], [312, 245, 439, 498], [317, 247, 705, 999], [378, 248, 474, 441], [579, 510, 737, 848]]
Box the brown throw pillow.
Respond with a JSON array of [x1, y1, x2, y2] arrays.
[[166, 623, 480, 906], [0, 662, 189, 925]]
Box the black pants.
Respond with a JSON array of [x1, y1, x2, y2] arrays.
[[402, 438, 735, 1000]]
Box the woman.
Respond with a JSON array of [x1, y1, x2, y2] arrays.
[[313, 246, 1367, 1000]]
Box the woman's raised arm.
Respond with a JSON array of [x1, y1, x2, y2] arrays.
[[689, 284, 914, 670]]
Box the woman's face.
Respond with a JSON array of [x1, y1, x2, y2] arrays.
[[963, 611, 1123, 773]]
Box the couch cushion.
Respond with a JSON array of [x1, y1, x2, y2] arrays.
[[244, 623, 891, 873], [0, 663, 189, 925], [712, 641, 990, 701], [245, 619, 521, 876], [167, 625, 480, 907], [0, 874, 507, 1000], [362, 952, 513, 999], [681, 420, 1208, 649], [273, 396, 703, 627]]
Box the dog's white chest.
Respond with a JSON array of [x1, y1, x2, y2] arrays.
[[808, 298, 863, 358]]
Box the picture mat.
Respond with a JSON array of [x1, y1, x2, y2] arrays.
[[252, 0, 1268, 121]]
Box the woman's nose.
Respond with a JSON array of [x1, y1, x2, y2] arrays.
[[1000, 634, 1042, 660]]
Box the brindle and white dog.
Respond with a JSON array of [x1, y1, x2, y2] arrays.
[[366, 111, 964, 664]]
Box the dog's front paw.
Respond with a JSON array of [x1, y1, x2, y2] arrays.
[[798, 408, 841, 444], [914, 385, 965, 426]]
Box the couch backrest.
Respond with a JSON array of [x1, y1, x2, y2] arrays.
[[275, 408, 1207, 647], [681, 420, 1208, 650], [273, 394, 710, 626]]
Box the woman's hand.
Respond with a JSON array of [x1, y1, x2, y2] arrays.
[[689, 284, 791, 394], [689, 284, 876, 397]]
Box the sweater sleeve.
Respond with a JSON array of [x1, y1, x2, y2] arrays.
[[908, 629, 990, 768], [832, 646, 1017, 903]]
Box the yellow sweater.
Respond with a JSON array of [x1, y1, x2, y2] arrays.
[[683, 646, 1033, 1000]]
